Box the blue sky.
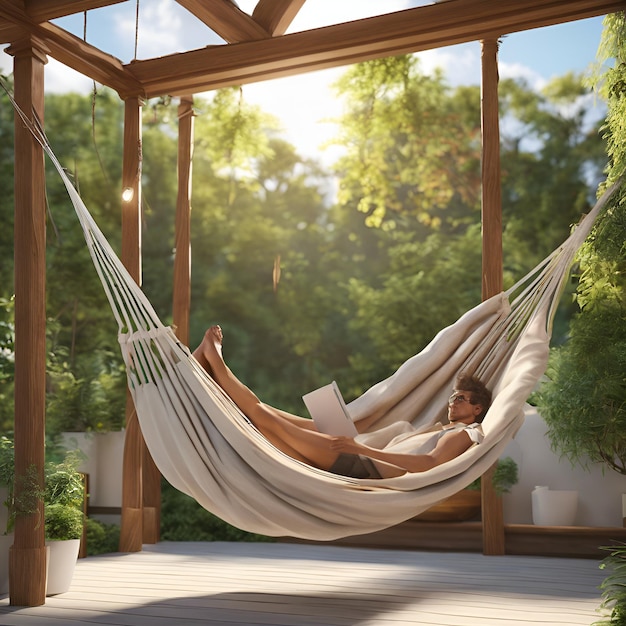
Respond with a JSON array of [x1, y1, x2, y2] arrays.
[[0, 2, 611, 163]]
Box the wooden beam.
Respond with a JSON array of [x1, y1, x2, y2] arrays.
[[0, 26, 22, 44], [480, 37, 504, 556], [176, 0, 269, 43], [0, 4, 143, 97], [253, 0, 307, 36], [172, 95, 194, 347], [119, 96, 144, 554], [127, 0, 624, 97], [480, 38, 503, 300], [7, 34, 48, 607]]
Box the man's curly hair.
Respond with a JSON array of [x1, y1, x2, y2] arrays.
[[454, 373, 492, 423]]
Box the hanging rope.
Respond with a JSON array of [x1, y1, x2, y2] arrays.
[[133, 0, 140, 61]]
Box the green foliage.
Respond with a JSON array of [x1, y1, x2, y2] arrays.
[[331, 56, 481, 230], [84, 517, 120, 556], [0, 436, 15, 534], [44, 451, 85, 541], [536, 302, 626, 474], [466, 457, 519, 495], [13, 465, 45, 530], [592, 14, 626, 181], [595, 543, 626, 625], [536, 13, 626, 476], [45, 451, 85, 509], [160, 480, 273, 543], [0, 298, 15, 434], [44, 503, 83, 541]]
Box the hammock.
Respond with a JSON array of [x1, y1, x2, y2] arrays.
[[23, 107, 620, 540]]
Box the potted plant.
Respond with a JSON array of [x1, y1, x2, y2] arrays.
[[415, 457, 519, 522], [44, 451, 85, 595]]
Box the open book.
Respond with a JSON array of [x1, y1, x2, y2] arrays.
[[302, 381, 359, 437]]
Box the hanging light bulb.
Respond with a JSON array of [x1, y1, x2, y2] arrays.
[[122, 187, 134, 202]]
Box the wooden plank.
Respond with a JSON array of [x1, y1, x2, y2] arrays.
[[319, 520, 626, 559], [126, 0, 624, 97], [172, 95, 194, 347], [253, 0, 307, 36], [0, 542, 608, 625], [176, 0, 270, 43]]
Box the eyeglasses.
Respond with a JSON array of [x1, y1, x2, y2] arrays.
[[448, 393, 473, 405]]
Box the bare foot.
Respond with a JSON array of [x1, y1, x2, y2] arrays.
[[202, 325, 224, 368]]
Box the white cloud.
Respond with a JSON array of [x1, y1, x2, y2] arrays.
[[499, 61, 546, 91], [415, 44, 480, 86], [45, 58, 94, 94], [128, 0, 184, 59]]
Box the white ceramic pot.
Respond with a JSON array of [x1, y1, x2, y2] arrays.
[[532, 487, 578, 526], [45, 539, 80, 595]]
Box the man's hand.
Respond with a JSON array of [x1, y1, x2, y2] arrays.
[[329, 436, 362, 454]]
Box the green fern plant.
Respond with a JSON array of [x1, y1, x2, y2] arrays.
[[594, 543, 626, 625]]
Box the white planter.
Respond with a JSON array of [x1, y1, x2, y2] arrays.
[[0, 533, 13, 595], [45, 539, 80, 595], [532, 487, 578, 526]]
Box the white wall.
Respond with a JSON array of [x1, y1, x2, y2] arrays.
[[60, 431, 124, 509], [501, 406, 626, 527]]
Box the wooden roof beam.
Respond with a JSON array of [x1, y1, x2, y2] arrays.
[[0, 3, 143, 97], [253, 0, 307, 36], [39, 22, 143, 97], [175, 0, 270, 43], [127, 0, 625, 98]]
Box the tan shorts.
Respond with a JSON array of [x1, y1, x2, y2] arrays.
[[329, 453, 382, 479]]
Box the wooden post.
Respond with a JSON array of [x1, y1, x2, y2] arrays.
[[7, 35, 48, 606], [480, 37, 505, 556], [119, 97, 145, 553], [172, 95, 195, 347]]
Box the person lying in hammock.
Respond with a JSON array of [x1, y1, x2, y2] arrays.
[[193, 325, 491, 480]]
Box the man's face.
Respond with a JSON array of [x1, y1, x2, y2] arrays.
[[447, 390, 482, 424]]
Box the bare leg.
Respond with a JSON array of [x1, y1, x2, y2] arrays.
[[194, 328, 316, 430], [198, 326, 341, 470]]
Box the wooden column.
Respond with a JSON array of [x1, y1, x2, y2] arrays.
[[172, 95, 195, 346], [7, 36, 48, 606], [480, 37, 505, 556], [119, 97, 145, 553]]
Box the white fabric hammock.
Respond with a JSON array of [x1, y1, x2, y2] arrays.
[[36, 120, 619, 540]]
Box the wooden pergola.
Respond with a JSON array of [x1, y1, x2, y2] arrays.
[[2, 0, 623, 607]]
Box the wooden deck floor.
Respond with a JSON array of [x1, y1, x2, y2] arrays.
[[0, 541, 607, 626]]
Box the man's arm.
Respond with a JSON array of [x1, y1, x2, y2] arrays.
[[330, 430, 475, 473]]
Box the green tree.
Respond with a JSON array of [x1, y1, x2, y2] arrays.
[[326, 56, 605, 389], [535, 13, 626, 476]]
